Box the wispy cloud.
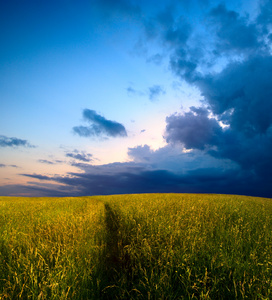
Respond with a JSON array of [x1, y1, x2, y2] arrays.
[[0, 163, 19, 168], [38, 159, 55, 165], [66, 150, 93, 162], [126, 86, 145, 97], [73, 109, 127, 138], [0, 135, 35, 148], [146, 53, 164, 65], [127, 84, 165, 101], [148, 85, 165, 101], [21, 174, 53, 181]]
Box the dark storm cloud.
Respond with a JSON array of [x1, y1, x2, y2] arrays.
[[210, 130, 272, 177], [141, 2, 206, 83], [21, 168, 182, 195], [144, 1, 272, 86], [165, 107, 222, 150], [170, 52, 198, 83], [19, 144, 239, 196], [26, 170, 175, 196], [73, 109, 127, 138], [156, 7, 192, 47], [18, 158, 271, 197], [148, 85, 165, 101], [208, 4, 261, 53], [0, 135, 35, 148], [257, 0, 272, 32], [66, 150, 93, 162], [148, 1, 272, 198], [17, 133, 272, 197], [196, 55, 272, 136], [164, 105, 272, 193], [143, 3, 192, 46]]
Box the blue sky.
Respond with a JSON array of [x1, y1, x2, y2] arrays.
[[1, 0, 272, 197]]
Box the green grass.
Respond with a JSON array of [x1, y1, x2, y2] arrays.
[[1, 194, 272, 299]]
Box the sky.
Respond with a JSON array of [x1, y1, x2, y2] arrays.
[[1, 0, 272, 198]]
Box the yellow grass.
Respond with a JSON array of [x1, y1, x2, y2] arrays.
[[1, 194, 272, 299]]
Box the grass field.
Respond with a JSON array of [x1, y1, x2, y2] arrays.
[[0, 194, 272, 299]]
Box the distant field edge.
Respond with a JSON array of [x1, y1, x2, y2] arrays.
[[0, 192, 271, 200]]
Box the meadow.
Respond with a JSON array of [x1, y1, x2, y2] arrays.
[[0, 194, 272, 299]]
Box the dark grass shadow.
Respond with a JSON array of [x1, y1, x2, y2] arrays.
[[104, 203, 121, 277], [99, 203, 135, 299]]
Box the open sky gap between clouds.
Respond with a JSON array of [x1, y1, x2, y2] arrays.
[[1, 0, 272, 197]]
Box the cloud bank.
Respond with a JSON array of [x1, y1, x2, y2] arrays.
[[16, 143, 268, 197]]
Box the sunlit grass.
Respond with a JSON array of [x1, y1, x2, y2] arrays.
[[1, 194, 272, 299], [102, 194, 272, 299], [0, 197, 105, 299]]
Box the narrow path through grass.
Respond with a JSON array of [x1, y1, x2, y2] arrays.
[[103, 204, 121, 280], [100, 203, 135, 299]]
